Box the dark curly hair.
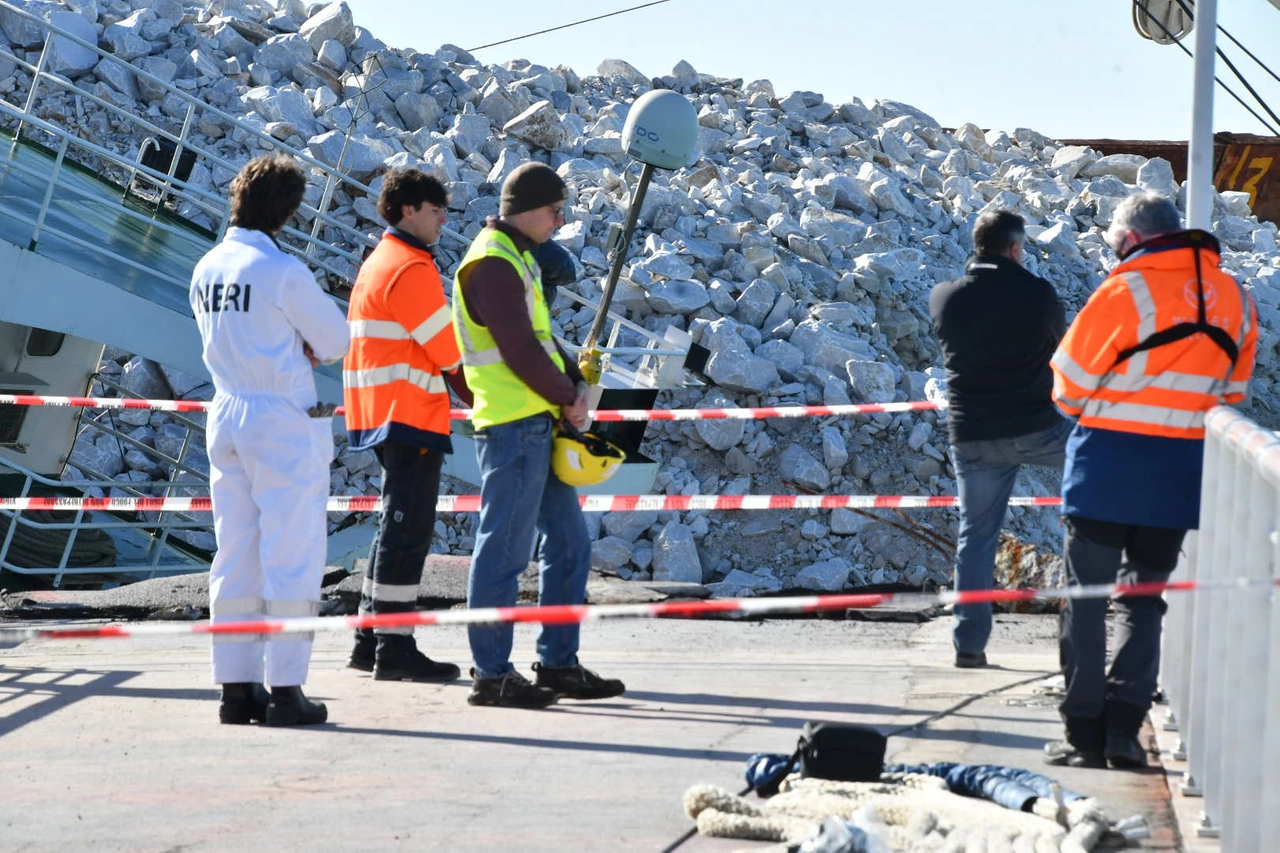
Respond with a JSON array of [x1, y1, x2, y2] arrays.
[[378, 168, 448, 225], [229, 154, 307, 233]]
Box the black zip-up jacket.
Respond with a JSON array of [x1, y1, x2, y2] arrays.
[[929, 255, 1066, 444]]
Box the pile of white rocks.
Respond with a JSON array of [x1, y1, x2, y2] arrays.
[[13, 0, 1276, 594]]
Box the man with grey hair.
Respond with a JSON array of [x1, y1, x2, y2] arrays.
[[930, 209, 1071, 669], [1046, 190, 1257, 769]]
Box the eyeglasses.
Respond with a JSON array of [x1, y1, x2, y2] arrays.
[[548, 204, 566, 222]]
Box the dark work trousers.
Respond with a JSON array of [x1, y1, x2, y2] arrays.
[[354, 440, 443, 643], [1059, 515, 1187, 723]]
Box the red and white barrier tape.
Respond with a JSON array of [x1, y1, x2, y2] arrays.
[[0, 393, 939, 421], [0, 495, 1062, 513], [2, 577, 1275, 643]]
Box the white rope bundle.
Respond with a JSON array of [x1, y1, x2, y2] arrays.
[[682, 773, 1113, 852]]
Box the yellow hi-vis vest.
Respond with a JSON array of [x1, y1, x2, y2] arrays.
[[452, 227, 565, 430]]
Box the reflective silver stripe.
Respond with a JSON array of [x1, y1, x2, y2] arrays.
[[1081, 398, 1206, 429], [1101, 369, 1226, 396], [1237, 280, 1253, 343], [1055, 394, 1088, 411], [211, 596, 265, 616], [266, 600, 320, 617], [462, 346, 504, 367], [374, 626, 414, 636], [456, 322, 478, 358], [462, 338, 557, 368], [456, 238, 542, 360], [212, 633, 264, 644], [409, 305, 453, 347], [1052, 350, 1097, 393], [370, 582, 419, 604], [481, 240, 539, 323], [349, 319, 409, 340], [344, 363, 449, 395], [1119, 272, 1157, 375], [1227, 279, 1253, 396]]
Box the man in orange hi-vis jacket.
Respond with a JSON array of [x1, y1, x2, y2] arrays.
[[1044, 191, 1257, 771], [343, 168, 472, 683]]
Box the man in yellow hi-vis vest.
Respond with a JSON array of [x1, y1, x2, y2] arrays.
[[452, 162, 626, 708]]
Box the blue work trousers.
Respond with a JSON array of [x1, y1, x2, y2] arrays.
[[1059, 516, 1186, 721]]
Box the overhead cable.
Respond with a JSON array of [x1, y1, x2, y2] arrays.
[[468, 1, 672, 53], [1216, 20, 1280, 85], [1171, 0, 1280, 131], [1134, 0, 1280, 135]]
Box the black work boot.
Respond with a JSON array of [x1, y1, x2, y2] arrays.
[[532, 662, 626, 700], [347, 629, 375, 672], [1104, 701, 1149, 769], [1043, 715, 1105, 768], [218, 682, 271, 725], [954, 651, 988, 669], [467, 669, 557, 708], [264, 686, 328, 727], [373, 635, 461, 682]]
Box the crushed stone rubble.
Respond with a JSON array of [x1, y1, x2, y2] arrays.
[[12, 0, 1274, 596]]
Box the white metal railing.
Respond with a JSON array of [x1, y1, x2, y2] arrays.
[[0, 0, 377, 289], [0, 0, 691, 374], [0, 374, 212, 587], [1161, 405, 1280, 850]]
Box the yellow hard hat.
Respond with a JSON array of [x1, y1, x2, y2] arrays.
[[552, 428, 626, 487]]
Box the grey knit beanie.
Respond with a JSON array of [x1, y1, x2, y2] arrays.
[[500, 162, 567, 217]]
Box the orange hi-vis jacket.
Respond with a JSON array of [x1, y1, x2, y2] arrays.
[[1051, 230, 1257, 440], [343, 231, 462, 453]]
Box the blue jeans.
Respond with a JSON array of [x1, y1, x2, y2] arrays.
[[949, 418, 1073, 655], [467, 414, 592, 678]]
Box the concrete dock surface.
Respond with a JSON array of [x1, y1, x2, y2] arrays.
[[0, 606, 1208, 852]]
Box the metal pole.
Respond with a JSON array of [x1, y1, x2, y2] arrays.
[[1186, 0, 1217, 229], [578, 161, 654, 384], [14, 29, 51, 145]]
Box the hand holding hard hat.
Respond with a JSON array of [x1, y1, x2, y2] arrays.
[[553, 423, 626, 487]]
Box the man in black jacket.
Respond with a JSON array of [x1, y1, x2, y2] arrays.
[[929, 209, 1072, 668]]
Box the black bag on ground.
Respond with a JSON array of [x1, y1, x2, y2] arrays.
[[797, 721, 887, 782]]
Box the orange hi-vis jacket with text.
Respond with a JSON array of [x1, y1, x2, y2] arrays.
[[343, 230, 462, 453], [1051, 230, 1257, 440]]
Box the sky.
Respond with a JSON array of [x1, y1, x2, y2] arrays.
[[340, 0, 1280, 141]]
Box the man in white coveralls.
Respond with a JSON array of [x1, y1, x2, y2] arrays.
[[190, 154, 350, 727]]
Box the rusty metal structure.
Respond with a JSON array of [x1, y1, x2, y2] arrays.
[[1060, 133, 1280, 225]]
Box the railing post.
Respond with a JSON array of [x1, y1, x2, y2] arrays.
[[149, 423, 197, 577], [161, 101, 199, 200], [0, 475, 33, 575], [28, 135, 70, 249], [1162, 528, 1193, 734], [13, 27, 51, 144], [1183, 416, 1222, 805], [52, 506, 86, 589], [1200, 417, 1250, 837]]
